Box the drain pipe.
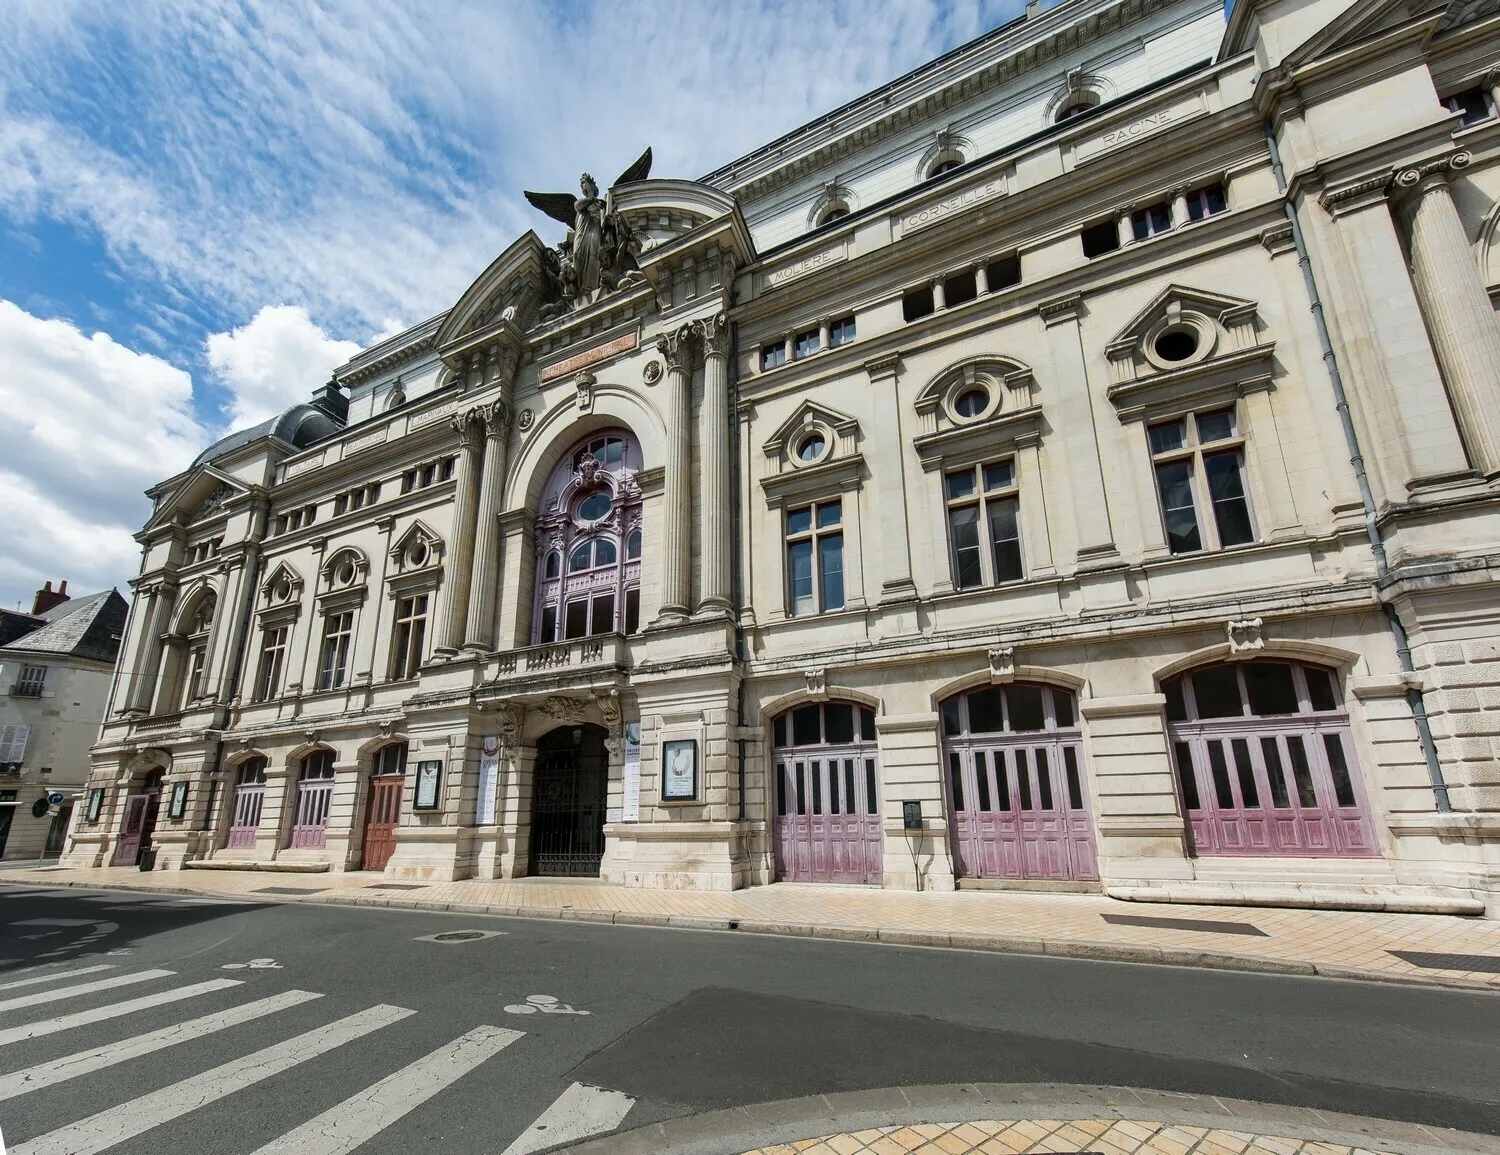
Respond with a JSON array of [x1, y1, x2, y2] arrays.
[[729, 318, 748, 822], [1263, 121, 1451, 811]]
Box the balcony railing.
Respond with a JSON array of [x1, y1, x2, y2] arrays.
[[493, 635, 623, 677], [8, 684, 43, 698]]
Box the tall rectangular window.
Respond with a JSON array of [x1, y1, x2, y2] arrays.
[[785, 499, 845, 616], [183, 644, 207, 706], [12, 665, 45, 697], [254, 627, 288, 701], [317, 612, 354, 691], [1149, 408, 1256, 554], [944, 460, 1023, 590], [390, 594, 428, 680]]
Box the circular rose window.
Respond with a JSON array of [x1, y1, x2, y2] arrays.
[[576, 491, 612, 522]]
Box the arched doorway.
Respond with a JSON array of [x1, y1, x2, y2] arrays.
[[529, 724, 608, 876], [1164, 659, 1377, 857], [113, 768, 164, 867], [289, 750, 335, 849], [361, 742, 407, 871], [225, 757, 268, 850], [770, 701, 883, 884], [940, 681, 1097, 882]]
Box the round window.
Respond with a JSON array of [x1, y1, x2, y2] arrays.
[[796, 433, 826, 463], [336, 563, 355, 586], [576, 491, 612, 522], [408, 543, 428, 568], [1154, 327, 1199, 363], [274, 580, 292, 602], [954, 389, 989, 419]]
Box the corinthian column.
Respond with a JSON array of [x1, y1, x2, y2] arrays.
[[696, 314, 732, 614], [435, 410, 484, 655], [656, 324, 696, 622], [1396, 153, 1500, 476], [464, 401, 511, 652]]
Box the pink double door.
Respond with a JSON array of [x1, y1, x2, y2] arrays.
[[946, 738, 1098, 882], [773, 751, 883, 885]]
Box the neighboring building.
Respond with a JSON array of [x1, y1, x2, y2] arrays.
[[66, 0, 1500, 916], [1, 583, 127, 860]]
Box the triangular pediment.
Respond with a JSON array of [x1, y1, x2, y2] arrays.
[[144, 466, 249, 534], [763, 399, 858, 455], [1282, 0, 1445, 68], [1111, 285, 1259, 349], [259, 561, 305, 610]]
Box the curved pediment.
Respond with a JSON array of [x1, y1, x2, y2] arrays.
[[436, 232, 549, 349], [610, 179, 740, 246]]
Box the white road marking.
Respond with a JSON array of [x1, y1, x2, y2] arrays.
[[0, 979, 244, 1047], [0, 969, 174, 1013], [500, 1082, 635, 1155], [0, 989, 324, 1101], [0, 966, 113, 992], [502, 994, 589, 1016], [9, 1003, 414, 1155], [7, 919, 97, 927], [247, 1024, 524, 1155]]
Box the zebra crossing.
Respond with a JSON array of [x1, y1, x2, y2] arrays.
[[0, 959, 634, 1155]]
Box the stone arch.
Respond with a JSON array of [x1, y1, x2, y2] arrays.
[[928, 665, 1086, 713], [123, 747, 173, 783], [1151, 640, 1363, 686], [1478, 199, 1500, 289], [758, 684, 882, 725], [223, 745, 272, 771], [916, 130, 973, 181], [170, 580, 219, 635], [507, 388, 666, 514], [320, 546, 370, 588], [1044, 70, 1115, 125], [806, 181, 858, 228]]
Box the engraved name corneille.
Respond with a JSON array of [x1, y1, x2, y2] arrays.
[[525, 147, 653, 321]]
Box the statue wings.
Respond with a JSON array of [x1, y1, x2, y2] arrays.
[[613, 147, 652, 187], [523, 190, 577, 227]]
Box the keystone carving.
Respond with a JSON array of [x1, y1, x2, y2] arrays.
[[804, 668, 827, 700], [988, 646, 1016, 683], [575, 369, 596, 414], [495, 702, 524, 745], [1227, 617, 1265, 654], [537, 695, 586, 723]]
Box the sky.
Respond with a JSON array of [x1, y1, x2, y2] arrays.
[[0, 0, 1026, 613]]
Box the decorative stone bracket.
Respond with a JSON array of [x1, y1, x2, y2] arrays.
[[1227, 617, 1264, 654]]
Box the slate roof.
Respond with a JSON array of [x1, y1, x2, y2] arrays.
[[0, 590, 129, 664], [189, 403, 343, 469]]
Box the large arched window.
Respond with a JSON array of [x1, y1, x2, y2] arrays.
[[532, 429, 644, 643], [1164, 659, 1376, 857]]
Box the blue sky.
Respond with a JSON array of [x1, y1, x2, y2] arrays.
[[0, 0, 1025, 611]]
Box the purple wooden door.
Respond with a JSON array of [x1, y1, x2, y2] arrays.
[[289, 780, 333, 849], [1165, 660, 1377, 858], [771, 702, 883, 885], [113, 795, 149, 866], [226, 782, 265, 849]]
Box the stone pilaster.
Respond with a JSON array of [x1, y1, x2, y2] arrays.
[[696, 314, 732, 614], [464, 401, 511, 652], [1394, 153, 1500, 477], [435, 410, 484, 655], [126, 585, 177, 714], [655, 323, 696, 622], [865, 353, 918, 604]]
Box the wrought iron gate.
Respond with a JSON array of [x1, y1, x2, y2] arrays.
[[528, 724, 608, 877]]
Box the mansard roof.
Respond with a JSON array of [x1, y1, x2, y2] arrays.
[[0, 589, 128, 664]]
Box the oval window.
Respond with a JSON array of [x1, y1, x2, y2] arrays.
[[954, 389, 989, 419], [407, 544, 428, 568], [275, 580, 292, 602], [626, 529, 642, 559], [336, 563, 355, 586], [569, 543, 592, 572], [577, 491, 612, 522], [796, 433, 826, 462]]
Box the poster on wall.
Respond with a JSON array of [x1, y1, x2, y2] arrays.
[[167, 781, 189, 821], [86, 788, 104, 822], [414, 760, 443, 811], [621, 723, 641, 821], [661, 738, 698, 801], [475, 736, 499, 826]]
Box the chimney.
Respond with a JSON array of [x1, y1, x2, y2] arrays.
[[310, 377, 349, 424], [32, 579, 70, 615]]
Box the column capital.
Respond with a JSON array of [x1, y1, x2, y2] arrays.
[[452, 408, 485, 450], [479, 400, 511, 439], [1038, 292, 1084, 327], [1392, 151, 1472, 204], [656, 323, 697, 372], [694, 313, 730, 360]]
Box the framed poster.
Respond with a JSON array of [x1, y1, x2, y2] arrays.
[[168, 781, 189, 821], [86, 788, 104, 822], [414, 759, 443, 811], [475, 736, 499, 825], [661, 738, 698, 801], [621, 722, 641, 821]]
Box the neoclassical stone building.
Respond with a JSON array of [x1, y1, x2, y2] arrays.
[[69, 0, 1500, 915]]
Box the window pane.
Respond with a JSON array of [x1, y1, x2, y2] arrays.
[[1287, 735, 1318, 806], [1204, 451, 1254, 547], [1155, 460, 1202, 553], [945, 469, 976, 499], [817, 501, 842, 528], [788, 540, 814, 616], [626, 529, 642, 559], [569, 543, 592, 572], [860, 707, 876, 741], [1231, 738, 1259, 808], [1064, 746, 1084, 809], [1174, 741, 1201, 810], [595, 538, 617, 566], [1006, 684, 1045, 731], [1304, 666, 1338, 712], [787, 507, 812, 535], [624, 588, 640, 634], [1052, 688, 1075, 729], [1036, 748, 1054, 809], [812, 762, 823, 814], [844, 760, 856, 815], [995, 753, 1011, 810], [865, 759, 877, 814], [540, 605, 557, 643], [1149, 420, 1186, 454], [773, 715, 787, 748], [1323, 734, 1358, 807], [577, 492, 612, 521], [776, 765, 786, 816], [967, 686, 1003, 732], [1244, 662, 1298, 715], [950, 505, 983, 589], [545, 552, 561, 578], [1262, 737, 1290, 808], [824, 703, 854, 744], [590, 593, 615, 635], [941, 698, 961, 736], [988, 498, 1022, 582], [1016, 749, 1033, 809], [948, 752, 965, 811], [1163, 678, 1188, 722], [1196, 409, 1235, 442], [983, 461, 1013, 491], [564, 600, 589, 639], [1207, 740, 1235, 808], [792, 705, 821, 746], [795, 763, 805, 814], [975, 751, 992, 811], [828, 760, 839, 813], [818, 533, 844, 611], [1193, 666, 1244, 718]]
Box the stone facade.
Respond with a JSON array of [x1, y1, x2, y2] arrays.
[[68, 0, 1500, 915]]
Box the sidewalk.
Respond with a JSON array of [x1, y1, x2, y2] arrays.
[[4, 866, 1500, 990]]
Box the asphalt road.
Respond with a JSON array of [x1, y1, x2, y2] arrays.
[[0, 883, 1497, 1154]]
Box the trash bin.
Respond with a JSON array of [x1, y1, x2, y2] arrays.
[[137, 846, 158, 872]]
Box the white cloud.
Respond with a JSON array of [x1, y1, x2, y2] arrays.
[[205, 305, 360, 431], [0, 299, 207, 609]]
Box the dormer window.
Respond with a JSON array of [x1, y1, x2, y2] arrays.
[[818, 203, 850, 225]]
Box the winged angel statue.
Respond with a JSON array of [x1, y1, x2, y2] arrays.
[[525, 147, 653, 321]]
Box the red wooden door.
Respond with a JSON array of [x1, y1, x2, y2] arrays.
[[113, 795, 150, 866], [360, 775, 403, 871]]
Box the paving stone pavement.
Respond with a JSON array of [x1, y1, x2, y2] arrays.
[[735, 1119, 1396, 1155], [6, 866, 1500, 989]]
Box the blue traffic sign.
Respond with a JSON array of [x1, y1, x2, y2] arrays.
[[46, 791, 64, 806]]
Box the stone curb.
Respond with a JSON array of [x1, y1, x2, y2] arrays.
[[4, 877, 1495, 992], [545, 1082, 1500, 1155]]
